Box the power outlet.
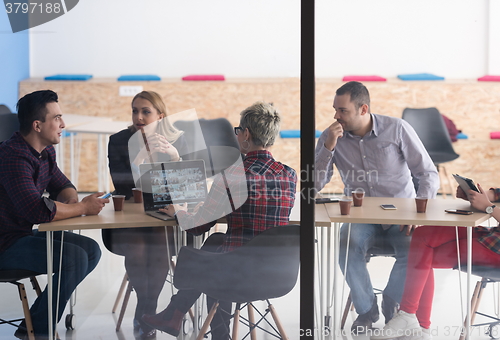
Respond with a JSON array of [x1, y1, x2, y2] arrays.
[[119, 86, 143, 97]]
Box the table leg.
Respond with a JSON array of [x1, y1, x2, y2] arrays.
[[465, 227, 472, 340], [46, 231, 54, 340]]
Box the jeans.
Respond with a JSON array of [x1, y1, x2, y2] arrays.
[[0, 230, 101, 336], [339, 223, 411, 315]]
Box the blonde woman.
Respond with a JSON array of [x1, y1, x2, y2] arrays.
[[103, 91, 187, 340]]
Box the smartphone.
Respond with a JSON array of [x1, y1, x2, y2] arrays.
[[315, 197, 340, 204], [99, 192, 112, 199], [445, 209, 473, 215], [380, 204, 397, 210]]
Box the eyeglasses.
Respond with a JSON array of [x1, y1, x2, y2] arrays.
[[234, 126, 243, 135]]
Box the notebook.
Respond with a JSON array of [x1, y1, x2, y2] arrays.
[[139, 160, 208, 220]]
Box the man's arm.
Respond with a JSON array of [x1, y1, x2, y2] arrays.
[[53, 192, 108, 221], [400, 121, 440, 198]]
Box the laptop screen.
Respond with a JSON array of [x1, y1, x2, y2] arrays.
[[140, 160, 208, 211]]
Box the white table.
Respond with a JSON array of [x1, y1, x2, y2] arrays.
[[323, 197, 491, 340]]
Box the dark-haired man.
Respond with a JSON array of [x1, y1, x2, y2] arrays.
[[0, 90, 109, 339], [315, 81, 439, 334]]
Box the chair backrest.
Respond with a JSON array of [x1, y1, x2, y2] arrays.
[[174, 118, 241, 177], [0, 113, 20, 142], [0, 104, 12, 114], [173, 225, 300, 303], [402, 108, 459, 164]]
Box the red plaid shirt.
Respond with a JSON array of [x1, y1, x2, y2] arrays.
[[0, 132, 73, 253], [176, 150, 297, 252], [476, 187, 500, 255]]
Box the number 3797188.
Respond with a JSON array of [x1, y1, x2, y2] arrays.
[[5, 2, 62, 14]]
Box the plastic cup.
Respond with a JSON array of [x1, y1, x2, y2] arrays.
[[112, 195, 125, 211], [415, 197, 428, 213], [351, 189, 365, 207], [339, 197, 353, 215], [132, 188, 143, 203]]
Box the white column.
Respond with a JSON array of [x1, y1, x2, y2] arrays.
[[488, 0, 500, 74]]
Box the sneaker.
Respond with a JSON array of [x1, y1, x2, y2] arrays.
[[370, 310, 421, 340], [399, 327, 432, 340]]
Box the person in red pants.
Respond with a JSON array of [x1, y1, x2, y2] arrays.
[[372, 184, 500, 340]]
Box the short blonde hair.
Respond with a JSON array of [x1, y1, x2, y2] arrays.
[[239, 101, 281, 147]]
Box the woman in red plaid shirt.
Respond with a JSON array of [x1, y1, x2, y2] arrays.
[[142, 101, 297, 340]]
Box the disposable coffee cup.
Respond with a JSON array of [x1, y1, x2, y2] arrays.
[[415, 197, 428, 213], [112, 195, 125, 211], [351, 189, 365, 207], [339, 197, 353, 215], [132, 188, 143, 203]]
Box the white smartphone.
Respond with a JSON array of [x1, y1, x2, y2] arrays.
[[380, 204, 397, 210]]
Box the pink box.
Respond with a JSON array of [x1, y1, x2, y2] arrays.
[[478, 75, 500, 82], [342, 75, 387, 82], [182, 75, 225, 81]]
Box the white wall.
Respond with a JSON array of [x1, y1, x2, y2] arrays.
[[29, 0, 496, 79]]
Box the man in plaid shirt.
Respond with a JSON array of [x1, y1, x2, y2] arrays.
[[0, 90, 109, 339]]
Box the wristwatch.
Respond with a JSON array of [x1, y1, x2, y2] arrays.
[[486, 205, 496, 214]]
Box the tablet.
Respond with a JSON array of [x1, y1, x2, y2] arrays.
[[452, 174, 479, 199]]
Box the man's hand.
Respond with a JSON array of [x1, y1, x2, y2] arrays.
[[399, 224, 419, 236], [468, 183, 493, 212], [324, 121, 344, 151], [81, 192, 109, 216], [456, 186, 468, 200]]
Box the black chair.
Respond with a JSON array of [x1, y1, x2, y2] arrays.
[[456, 265, 500, 340], [174, 118, 241, 177], [402, 108, 460, 197], [0, 269, 43, 340], [173, 225, 300, 340], [0, 113, 20, 143], [340, 238, 396, 329], [0, 104, 12, 114]]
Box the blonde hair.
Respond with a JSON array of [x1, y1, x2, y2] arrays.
[[239, 101, 281, 147], [130, 91, 183, 143]]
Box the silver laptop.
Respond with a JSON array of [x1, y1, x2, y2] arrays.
[[139, 160, 208, 221]]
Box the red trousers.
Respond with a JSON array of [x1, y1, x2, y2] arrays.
[[400, 226, 500, 329]]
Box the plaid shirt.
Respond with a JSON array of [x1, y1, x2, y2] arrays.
[[476, 188, 500, 255], [176, 150, 297, 252], [0, 132, 73, 253]]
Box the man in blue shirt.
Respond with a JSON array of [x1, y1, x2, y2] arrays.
[[0, 90, 109, 339], [315, 81, 439, 334]]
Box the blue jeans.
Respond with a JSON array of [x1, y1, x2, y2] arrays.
[[339, 223, 411, 315], [0, 230, 101, 336]]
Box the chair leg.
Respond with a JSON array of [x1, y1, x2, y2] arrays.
[[459, 279, 484, 340], [15, 282, 35, 340], [247, 303, 257, 340], [232, 303, 241, 340], [112, 273, 129, 314], [341, 292, 352, 330], [29, 276, 42, 297], [115, 280, 133, 332], [197, 301, 219, 340], [268, 302, 289, 340]]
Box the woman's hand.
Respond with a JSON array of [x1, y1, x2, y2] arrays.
[[159, 203, 188, 217], [147, 133, 180, 161], [467, 183, 492, 212]]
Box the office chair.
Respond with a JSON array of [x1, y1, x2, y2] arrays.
[[456, 265, 500, 340], [173, 118, 241, 177], [173, 225, 300, 340], [0, 269, 43, 340], [402, 108, 459, 197], [0, 113, 20, 142], [340, 238, 396, 329]]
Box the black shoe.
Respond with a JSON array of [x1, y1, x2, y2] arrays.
[[351, 295, 379, 334], [14, 320, 28, 340], [381, 294, 399, 324]]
